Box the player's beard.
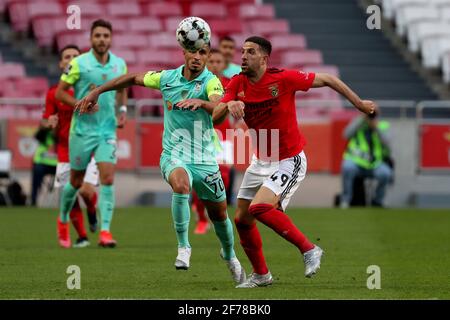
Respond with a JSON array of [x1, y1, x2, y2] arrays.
[[94, 43, 109, 56]]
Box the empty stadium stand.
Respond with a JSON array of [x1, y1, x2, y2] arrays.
[[377, 0, 450, 85], [266, 0, 439, 100]]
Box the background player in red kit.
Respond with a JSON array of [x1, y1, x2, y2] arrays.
[[213, 36, 376, 288], [191, 49, 235, 234], [42, 45, 99, 248]]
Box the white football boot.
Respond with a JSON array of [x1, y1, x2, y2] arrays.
[[174, 247, 191, 270], [220, 249, 246, 285], [236, 272, 273, 288], [304, 245, 324, 278]]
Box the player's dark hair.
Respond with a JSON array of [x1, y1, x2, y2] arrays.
[[59, 45, 81, 60], [245, 36, 272, 56], [219, 36, 235, 44], [209, 48, 223, 55], [90, 19, 112, 35]]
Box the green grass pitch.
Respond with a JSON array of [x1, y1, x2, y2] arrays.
[[0, 207, 449, 299]]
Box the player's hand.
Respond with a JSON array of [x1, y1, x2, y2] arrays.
[[75, 90, 100, 115], [48, 114, 58, 129], [177, 99, 204, 111], [227, 101, 245, 119], [117, 112, 127, 129], [357, 100, 377, 115]]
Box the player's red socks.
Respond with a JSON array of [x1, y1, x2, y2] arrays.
[[235, 218, 269, 275], [69, 198, 87, 238], [192, 191, 207, 222], [85, 192, 97, 216], [249, 203, 314, 254]]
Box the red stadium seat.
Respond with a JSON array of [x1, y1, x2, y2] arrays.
[[128, 17, 163, 33], [0, 79, 15, 97], [28, 1, 62, 19], [148, 32, 180, 49], [14, 77, 49, 97], [56, 31, 90, 51], [104, 17, 129, 33], [239, 4, 275, 20], [136, 49, 175, 66], [131, 85, 162, 99], [164, 17, 184, 32], [246, 20, 290, 36], [208, 19, 243, 36], [114, 33, 149, 49], [0, 63, 26, 79], [106, 2, 140, 17], [270, 34, 307, 51], [32, 17, 67, 47], [75, 2, 105, 17], [282, 50, 324, 68], [111, 48, 137, 65], [147, 2, 183, 18], [8, 1, 29, 32], [190, 3, 227, 19]]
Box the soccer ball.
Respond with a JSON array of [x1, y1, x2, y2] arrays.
[[176, 17, 211, 52]]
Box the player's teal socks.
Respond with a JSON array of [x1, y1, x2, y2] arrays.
[[99, 184, 115, 231], [171, 193, 191, 248], [212, 217, 236, 260], [59, 183, 78, 223]]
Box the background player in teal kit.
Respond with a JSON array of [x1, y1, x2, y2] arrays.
[[76, 43, 246, 285], [55, 19, 127, 247]]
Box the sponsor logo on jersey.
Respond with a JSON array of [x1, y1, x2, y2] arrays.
[[167, 101, 173, 111], [237, 91, 245, 98]]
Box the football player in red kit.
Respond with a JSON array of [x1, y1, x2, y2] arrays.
[[42, 45, 99, 248], [213, 36, 376, 288]]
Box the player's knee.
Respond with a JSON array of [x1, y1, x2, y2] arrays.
[[100, 175, 114, 186], [235, 207, 254, 226], [171, 180, 190, 194], [79, 186, 93, 199], [70, 177, 83, 189]]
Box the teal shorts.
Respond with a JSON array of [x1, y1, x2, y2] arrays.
[[160, 153, 226, 203], [69, 133, 117, 171]]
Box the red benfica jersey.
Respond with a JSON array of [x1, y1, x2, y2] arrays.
[[221, 68, 315, 161], [42, 85, 74, 162], [214, 76, 232, 140]]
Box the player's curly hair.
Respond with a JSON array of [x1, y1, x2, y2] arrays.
[[245, 36, 272, 56], [90, 19, 112, 35]]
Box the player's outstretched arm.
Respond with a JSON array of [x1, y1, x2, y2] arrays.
[[55, 81, 78, 108], [212, 102, 229, 124], [312, 73, 377, 115], [75, 72, 147, 114]]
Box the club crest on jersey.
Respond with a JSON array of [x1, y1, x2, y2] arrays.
[[237, 91, 245, 98], [269, 85, 279, 97], [102, 74, 107, 81], [112, 65, 117, 74], [194, 82, 202, 93]]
